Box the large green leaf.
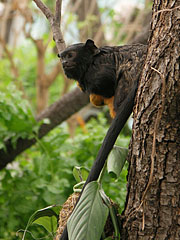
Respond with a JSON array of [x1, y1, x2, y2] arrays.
[[67, 181, 109, 240], [22, 205, 61, 240], [107, 146, 128, 178]]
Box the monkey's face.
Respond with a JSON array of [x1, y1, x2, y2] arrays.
[[58, 39, 100, 81], [59, 43, 85, 80]]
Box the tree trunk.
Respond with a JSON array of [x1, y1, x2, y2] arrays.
[[121, 0, 180, 239]]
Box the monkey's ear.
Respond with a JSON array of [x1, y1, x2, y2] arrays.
[[85, 39, 100, 56], [85, 39, 95, 46]]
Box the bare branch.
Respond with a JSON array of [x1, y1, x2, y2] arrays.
[[33, 0, 66, 52], [33, 0, 53, 21], [0, 1, 11, 43], [55, 0, 62, 25], [45, 62, 62, 87], [0, 37, 18, 78]]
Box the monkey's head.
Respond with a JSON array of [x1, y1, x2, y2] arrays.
[[58, 39, 100, 80]]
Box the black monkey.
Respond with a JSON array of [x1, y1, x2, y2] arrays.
[[58, 40, 147, 240], [58, 39, 147, 118]]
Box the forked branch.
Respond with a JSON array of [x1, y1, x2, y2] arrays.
[[33, 0, 66, 52]]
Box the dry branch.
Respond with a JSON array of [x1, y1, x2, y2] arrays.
[[33, 0, 66, 52], [55, 0, 62, 24]]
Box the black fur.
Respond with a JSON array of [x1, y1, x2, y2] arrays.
[[59, 39, 147, 109], [59, 39, 116, 98], [58, 40, 147, 240]]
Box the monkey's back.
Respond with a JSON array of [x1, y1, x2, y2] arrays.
[[88, 44, 147, 110], [102, 44, 147, 111]]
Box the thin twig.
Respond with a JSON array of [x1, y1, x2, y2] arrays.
[[141, 66, 166, 199], [153, 6, 180, 17], [124, 66, 166, 227], [0, 37, 18, 78], [142, 202, 145, 231]]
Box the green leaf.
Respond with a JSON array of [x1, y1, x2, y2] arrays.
[[33, 215, 57, 233], [22, 205, 61, 240], [67, 182, 109, 240], [107, 146, 128, 179], [73, 166, 89, 183]]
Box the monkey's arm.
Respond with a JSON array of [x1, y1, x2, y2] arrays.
[[77, 81, 116, 118], [89, 94, 105, 106], [60, 79, 138, 240], [77, 81, 105, 106], [90, 94, 116, 118]]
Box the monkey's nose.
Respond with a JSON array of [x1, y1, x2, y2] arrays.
[[61, 59, 68, 65]]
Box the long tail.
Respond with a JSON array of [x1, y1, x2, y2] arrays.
[[60, 79, 138, 240]]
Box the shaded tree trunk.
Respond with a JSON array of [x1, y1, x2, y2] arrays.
[[121, 0, 180, 239]]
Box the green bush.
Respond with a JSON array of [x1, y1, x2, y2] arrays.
[[0, 83, 39, 150], [0, 109, 130, 239]]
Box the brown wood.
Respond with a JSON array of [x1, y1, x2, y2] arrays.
[[121, 0, 180, 239]]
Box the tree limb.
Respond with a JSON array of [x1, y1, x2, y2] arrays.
[[33, 0, 53, 21], [0, 88, 89, 170], [55, 0, 62, 25], [33, 0, 66, 52]]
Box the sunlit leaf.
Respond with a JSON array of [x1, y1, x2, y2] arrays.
[[33, 215, 57, 233]]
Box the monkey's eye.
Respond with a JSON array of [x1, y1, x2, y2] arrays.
[[67, 52, 75, 59]]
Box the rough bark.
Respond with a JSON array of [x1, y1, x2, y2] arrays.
[[121, 1, 180, 239], [0, 88, 89, 170]]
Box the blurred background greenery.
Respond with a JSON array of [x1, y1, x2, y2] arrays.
[[0, 0, 152, 239]]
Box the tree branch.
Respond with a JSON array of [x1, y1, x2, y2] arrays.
[[45, 62, 62, 87], [0, 88, 89, 170], [33, 0, 66, 52], [33, 0, 53, 21], [55, 0, 62, 25]]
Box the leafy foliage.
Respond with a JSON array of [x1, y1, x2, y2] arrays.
[[0, 4, 132, 239], [0, 107, 130, 239], [23, 142, 128, 240], [0, 83, 39, 150], [21, 205, 61, 239]]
